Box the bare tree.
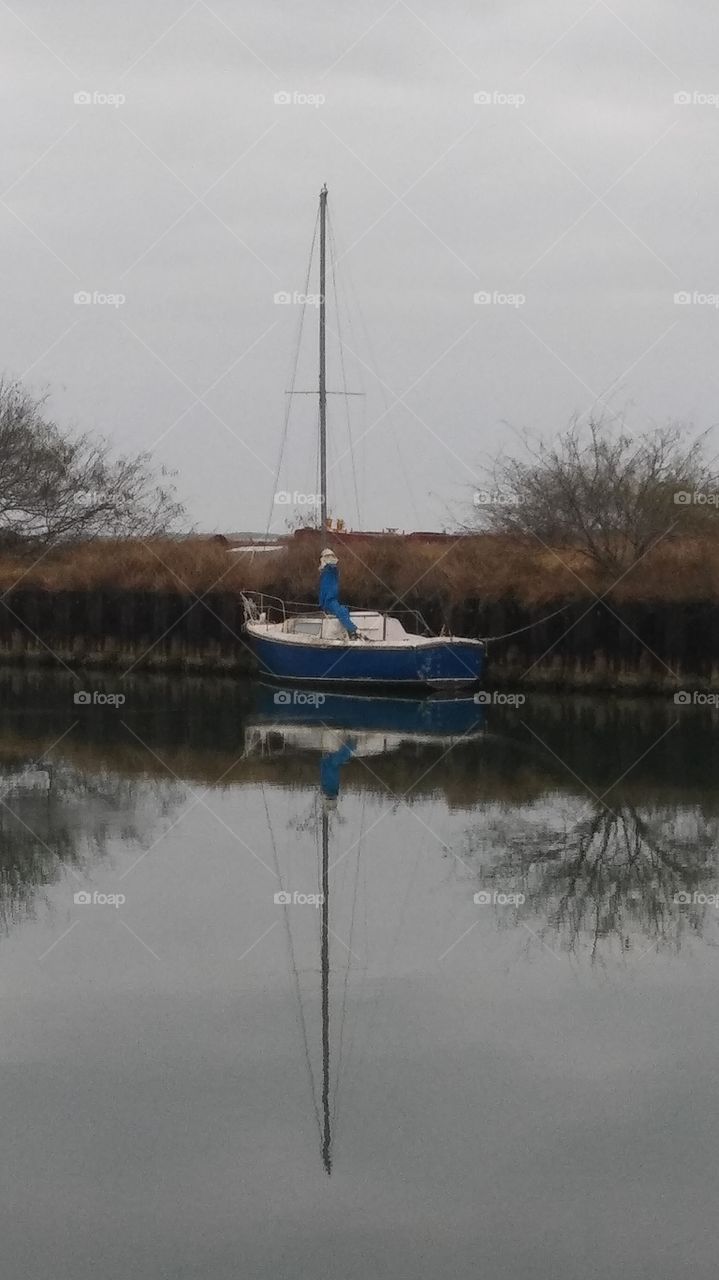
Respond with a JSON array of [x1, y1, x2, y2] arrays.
[[0, 380, 184, 547], [478, 416, 719, 574]]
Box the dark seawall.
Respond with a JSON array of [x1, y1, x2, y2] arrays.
[[0, 588, 716, 690]]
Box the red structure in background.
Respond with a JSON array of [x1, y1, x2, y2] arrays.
[[292, 525, 471, 545]]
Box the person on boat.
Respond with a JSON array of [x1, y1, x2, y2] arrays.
[[318, 548, 359, 640]]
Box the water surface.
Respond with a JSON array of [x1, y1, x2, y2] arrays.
[[0, 668, 716, 1278]]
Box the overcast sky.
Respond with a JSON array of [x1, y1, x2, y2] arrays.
[[2, 0, 717, 532]]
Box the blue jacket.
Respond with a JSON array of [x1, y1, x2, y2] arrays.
[[319, 562, 340, 608], [320, 741, 355, 797]]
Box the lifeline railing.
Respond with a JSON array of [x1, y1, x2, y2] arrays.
[[240, 591, 433, 636]]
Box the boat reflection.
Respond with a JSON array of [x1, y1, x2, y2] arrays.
[[246, 683, 486, 1174], [243, 683, 487, 777]]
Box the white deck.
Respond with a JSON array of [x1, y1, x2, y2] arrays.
[[245, 610, 482, 649]]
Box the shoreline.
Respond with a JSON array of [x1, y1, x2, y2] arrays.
[[0, 642, 714, 694], [0, 582, 716, 694]]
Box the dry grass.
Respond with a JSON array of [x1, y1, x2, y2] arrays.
[[0, 538, 234, 594], [0, 531, 719, 604]]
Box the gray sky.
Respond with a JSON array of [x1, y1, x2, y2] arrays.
[[2, 0, 718, 531]]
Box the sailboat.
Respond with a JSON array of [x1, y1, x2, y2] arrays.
[[243, 185, 486, 690]]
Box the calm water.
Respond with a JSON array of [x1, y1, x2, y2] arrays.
[[0, 667, 717, 1279]]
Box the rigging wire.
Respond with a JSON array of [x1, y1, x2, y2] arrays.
[[331, 788, 366, 1131], [327, 209, 362, 527], [265, 207, 320, 537], [343, 808, 429, 1104], [330, 206, 421, 526], [260, 782, 322, 1140]]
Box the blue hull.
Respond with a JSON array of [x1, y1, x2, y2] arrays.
[[247, 633, 485, 687], [251, 683, 487, 736]]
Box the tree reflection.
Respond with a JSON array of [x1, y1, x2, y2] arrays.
[[466, 799, 719, 962], [0, 757, 183, 931]]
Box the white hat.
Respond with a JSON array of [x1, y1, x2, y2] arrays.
[[319, 547, 338, 565]]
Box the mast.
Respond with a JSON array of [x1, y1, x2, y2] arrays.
[[319, 183, 328, 530], [320, 806, 332, 1174]]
